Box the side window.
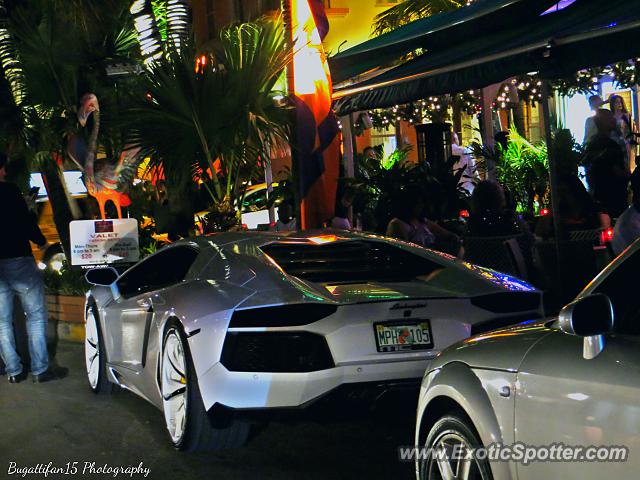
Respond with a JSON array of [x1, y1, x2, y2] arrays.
[[118, 246, 199, 298], [592, 248, 640, 334], [243, 190, 267, 212]]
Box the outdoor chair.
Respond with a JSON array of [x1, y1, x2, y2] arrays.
[[463, 234, 529, 280], [568, 228, 614, 270]]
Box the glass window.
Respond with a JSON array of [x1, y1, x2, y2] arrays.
[[118, 245, 199, 298], [260, 240, 441, 284], [370, 126, 397, 160], [243, 189, 267, 211]]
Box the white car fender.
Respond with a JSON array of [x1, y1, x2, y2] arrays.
[[416, 361, 515, 480]]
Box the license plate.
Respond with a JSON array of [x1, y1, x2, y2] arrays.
[[374, 321, 433, 352]]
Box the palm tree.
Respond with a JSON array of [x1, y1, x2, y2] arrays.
[[371, 0, 464, 37], [128, 16, 290, 230], [0, 0, 139, 254]]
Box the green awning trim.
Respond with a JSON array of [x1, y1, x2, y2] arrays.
[[334, 0, 640, 115], [329, 0, 560, 84]]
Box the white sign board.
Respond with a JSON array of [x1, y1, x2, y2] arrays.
[[70, 219, 140, 266]]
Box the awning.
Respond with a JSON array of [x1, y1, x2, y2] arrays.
[[329, 0, 561, 84], [333, 0, 640, 114]]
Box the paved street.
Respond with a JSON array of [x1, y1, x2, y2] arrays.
[[0, 341, 417, 480]]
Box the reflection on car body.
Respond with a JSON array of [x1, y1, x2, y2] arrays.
[[84, 230, 542, 451], [415, 239, 640, 480]]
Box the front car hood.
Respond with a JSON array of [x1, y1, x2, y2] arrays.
[[431, 319, 556, 372]]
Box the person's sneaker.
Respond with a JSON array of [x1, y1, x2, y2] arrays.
[[8, 372, 25, 384], [32, 369, 58, 383]]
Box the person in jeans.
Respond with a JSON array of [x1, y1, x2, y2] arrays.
[[0, 153, 54, 383]]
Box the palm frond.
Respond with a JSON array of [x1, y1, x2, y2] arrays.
[[372, 0, 463, 37], [127, 16, 291, 219]]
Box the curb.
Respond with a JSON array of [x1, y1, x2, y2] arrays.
[[56, 321, 85, 343]]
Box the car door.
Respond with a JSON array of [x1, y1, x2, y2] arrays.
[[515, 247, 640, 479], [104, 245, 199, 372]]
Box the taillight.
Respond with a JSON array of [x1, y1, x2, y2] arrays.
[[600, 228, 614, 244], [540, 208, 550, 216], [229, 304, 338, 328], [459, 209, 470, 218]]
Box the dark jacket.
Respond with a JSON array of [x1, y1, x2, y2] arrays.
[[0, 182, 46, 259], [585, 134, 629, 218]]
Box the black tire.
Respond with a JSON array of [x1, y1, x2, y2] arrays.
[[419, 413, 493, 480], [162, 322, 250, 452], [85, 302, 119, 395]]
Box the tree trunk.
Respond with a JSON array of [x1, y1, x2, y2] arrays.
[[513, 101, 527, 137], [42, 156, 74, 259]]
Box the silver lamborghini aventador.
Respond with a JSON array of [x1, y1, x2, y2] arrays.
[[84, 230, 542, 451]]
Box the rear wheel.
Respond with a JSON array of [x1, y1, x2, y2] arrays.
[[419, 413, 493, 480], [161, 323, 250, 451], [85, 304, 118, 394]]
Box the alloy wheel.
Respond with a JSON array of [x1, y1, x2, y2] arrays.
[[85, 309, 100, 389], [422, 430, 488, 480], [161, 329, 188, 444]]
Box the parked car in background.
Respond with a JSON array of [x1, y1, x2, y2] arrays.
[[241, 182, 283, 229], [192, 183, 283, 235], [29, 171, 92, 271], [84, 230, 542, 452], [415, 240, 640, 480]]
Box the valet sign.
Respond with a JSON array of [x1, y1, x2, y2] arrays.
[[70, 218, 140, 266]]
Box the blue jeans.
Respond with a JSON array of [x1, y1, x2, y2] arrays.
[[0, 257, 49, 376]]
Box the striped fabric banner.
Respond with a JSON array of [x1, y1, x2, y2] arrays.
[[291, 0, 341, 229]]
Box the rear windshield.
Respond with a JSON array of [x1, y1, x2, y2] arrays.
[[260, 240, 441, 284]]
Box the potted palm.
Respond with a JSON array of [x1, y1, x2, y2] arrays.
[[43, 264, 88, 342], [0, 0, 140, 254], [129, 17, 291, 232]]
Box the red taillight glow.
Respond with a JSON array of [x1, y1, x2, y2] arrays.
[[459, 209, 470, 218], [540, 208, 550, 216], [600, 228, 614, 243]]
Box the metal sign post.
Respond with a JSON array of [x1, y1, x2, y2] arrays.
[[541, 82, 565, 301]]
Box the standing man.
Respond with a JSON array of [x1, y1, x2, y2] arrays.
[[0, 153, 54, 383], [584, 95, 604, 145]]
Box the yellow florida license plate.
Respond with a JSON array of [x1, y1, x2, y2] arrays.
[[374, 321, 433, 352]]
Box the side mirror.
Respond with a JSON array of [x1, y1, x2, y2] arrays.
[[85, 267, 121, 301], [85, 267, 119, 286], [559, 293, 614, 359]]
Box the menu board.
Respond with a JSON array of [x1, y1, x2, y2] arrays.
[[70, 219, 139, 266]]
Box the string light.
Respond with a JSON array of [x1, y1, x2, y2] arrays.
[[363, 57, 640, 129], [553, 59, 639, 95], [365, 91, 482, 130]]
